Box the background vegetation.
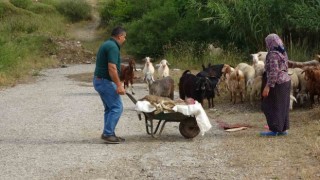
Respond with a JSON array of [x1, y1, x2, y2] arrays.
[[99, 0, 320, 67], [0, 0, 91, 86], [1, 0, 320, 86]]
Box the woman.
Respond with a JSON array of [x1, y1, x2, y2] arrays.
[[260, 33, 291, 136]]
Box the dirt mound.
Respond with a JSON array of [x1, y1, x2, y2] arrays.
[[51, 37, 95, 65]]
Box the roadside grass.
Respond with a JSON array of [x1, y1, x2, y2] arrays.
[[206, 91, 320, 179], [0, 0, 92, 87]]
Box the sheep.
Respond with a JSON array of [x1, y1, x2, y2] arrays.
[[208, 44, 223, 56], [179, 70, 212, 106], [293, 68, 308, 106], [120, 59, 136, 95], [249, 75, 262, 105], [228, 68, 246, 104], [149, 76, 175, 100], [253, 60, 265, 77], [288, 68, 299, 110], [236, 62, 255, 97], [157, 59, 170, 78], [251, 51, 267, 63], [142, 56, 155, 90]]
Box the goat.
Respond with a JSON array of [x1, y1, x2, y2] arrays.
[[157, 59, 170, 78], [228, 69, 245, 104], [148, 76, 175, 100], [142, 57, 155, 90], [302, 67, 320, 108], [179, 70, 212, 106], [120, 59, 136, 95], [201, 63, 229, 96], [197, 63, 224, 108], [223, 65, 235, 91], [288, 57, 320, 68]]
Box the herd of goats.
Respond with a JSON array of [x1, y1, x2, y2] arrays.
[[120, 53, 320, 110]]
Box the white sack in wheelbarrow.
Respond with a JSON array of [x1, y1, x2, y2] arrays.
[[172, 101, 212, 136], [135, 100, 156, 113]]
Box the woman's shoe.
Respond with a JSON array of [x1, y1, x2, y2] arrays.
[[278, 131, 288, 136], [260, 131, 288, 136], [260, 131, 279, 136]]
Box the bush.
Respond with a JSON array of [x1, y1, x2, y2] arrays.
[[9, 0, 32, 9], [55, 0, 91, 22], [27, 3, 57, 14]]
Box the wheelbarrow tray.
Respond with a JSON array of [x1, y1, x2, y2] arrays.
[[126, 93, 200, 138]]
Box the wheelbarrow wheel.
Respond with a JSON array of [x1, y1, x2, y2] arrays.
[[179, 117, 200, 139]]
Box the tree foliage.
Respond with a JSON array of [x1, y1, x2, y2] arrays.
[[99, 0, 320, 59]]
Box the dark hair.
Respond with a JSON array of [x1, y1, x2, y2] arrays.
[[111, 26, 126, 36]]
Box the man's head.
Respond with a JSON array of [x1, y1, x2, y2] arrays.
[[111, 26, 126, 45]]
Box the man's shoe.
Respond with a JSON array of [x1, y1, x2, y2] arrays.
[[101, 134, 120, 144], [116, 136, 125, 142]]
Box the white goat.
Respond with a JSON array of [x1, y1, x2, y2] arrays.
[[157, 59, 170, 78], [142, 57, 155, 90]]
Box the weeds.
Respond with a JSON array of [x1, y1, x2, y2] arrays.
[[55, 0, 92, 22]]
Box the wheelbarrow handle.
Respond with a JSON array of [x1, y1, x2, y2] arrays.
[[126, 92, 137, 104]]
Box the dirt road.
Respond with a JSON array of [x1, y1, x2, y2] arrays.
[[0, 64, 237, 180]]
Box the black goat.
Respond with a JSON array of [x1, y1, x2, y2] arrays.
[[196, 63, 226, 108], [179, 70, 212, 105]]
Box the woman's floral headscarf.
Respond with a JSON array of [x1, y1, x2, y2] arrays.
[[265, 33, 288, 60]]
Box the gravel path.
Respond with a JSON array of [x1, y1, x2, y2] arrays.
[[0, 64, 236, 180]]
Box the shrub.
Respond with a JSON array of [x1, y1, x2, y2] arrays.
[[55, 0, 91, 22], [9, 0, 32, 9], [27, 3, 57, 14]]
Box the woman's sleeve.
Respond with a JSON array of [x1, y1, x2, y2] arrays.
[[266, 53, 280, 88]]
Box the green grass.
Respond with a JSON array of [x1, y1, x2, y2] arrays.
[[0, 0, 65, 87], [0, 0, 94, 87]]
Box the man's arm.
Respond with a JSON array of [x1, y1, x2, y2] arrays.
[[108, 63, 125, 95]]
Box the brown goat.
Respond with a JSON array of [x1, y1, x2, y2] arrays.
[[302, 67, 320, 107], [120, 59, 136, 95], [228, 69, 245, 104], [288, 55, 320, 68]]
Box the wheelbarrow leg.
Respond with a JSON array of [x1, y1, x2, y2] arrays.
[[145, 116, 164, 138], [158, 121, 169, 136]]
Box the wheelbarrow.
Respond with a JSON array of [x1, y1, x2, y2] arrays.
[[126, 93, 200, 139]]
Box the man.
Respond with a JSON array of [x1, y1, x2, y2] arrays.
[[93, 27, 126, 144]]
